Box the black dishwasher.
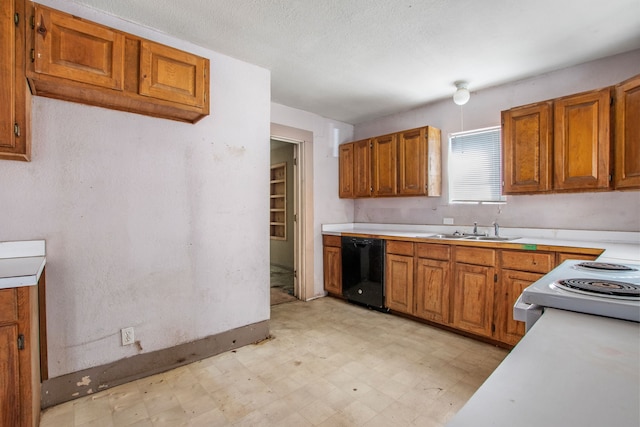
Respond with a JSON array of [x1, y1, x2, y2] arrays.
[[341, 236, 386, 310]]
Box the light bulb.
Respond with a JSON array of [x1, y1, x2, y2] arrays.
[[453, 81, 470, 105]]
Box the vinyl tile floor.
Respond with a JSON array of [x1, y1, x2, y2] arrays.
[[39, 297, 508, 427]]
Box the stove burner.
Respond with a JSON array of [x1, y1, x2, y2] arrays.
[[557, 278, 640, 298], [574, 262, 638, 272]]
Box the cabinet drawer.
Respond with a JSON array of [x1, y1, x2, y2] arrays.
[[323, 235, 342, 247], [0, 289, 18, 323], [501, 250, 554, 273], [387, 241, 414, 256], [416, 243, 450, 260], [455, 247, 495, 266]]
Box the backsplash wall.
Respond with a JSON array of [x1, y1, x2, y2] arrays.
[[353, 50, 640, 232]]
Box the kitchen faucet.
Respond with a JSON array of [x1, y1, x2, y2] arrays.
[[493, 222, 500, 237], [473, 222, 478, 235]]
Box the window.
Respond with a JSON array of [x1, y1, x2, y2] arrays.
[[448, 126, 505, 204]]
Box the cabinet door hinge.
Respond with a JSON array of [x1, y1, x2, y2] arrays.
[[494, 273, 498, 282], [609, 174, 613, 182], [17, 334, 25, 350], [30, 48, 35, 62], [30, 15, 35, 29], [14, 123, 21, 137], [294, 270, 297, 278], [491, 323, 496, 333], [293, 214, 297, 222], [14, 12, 19, 26], [293, 157, 297, 166]]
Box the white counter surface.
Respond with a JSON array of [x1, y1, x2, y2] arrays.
[[446, 308, 640, 427], [0, 240, 46, 289], [322, 223, 640, 262]]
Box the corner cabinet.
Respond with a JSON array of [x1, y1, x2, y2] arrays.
[[0, 285, 41, 427], [614, 74, 640, 190], [0, 0, 30, 161], [25, 3, 209, 123], [338, 126, 441, 199]]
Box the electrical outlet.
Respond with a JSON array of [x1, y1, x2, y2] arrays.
[[121, 327, 134, 346], [443, 217, 454, 225]]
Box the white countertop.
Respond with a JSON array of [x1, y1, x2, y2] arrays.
[[445, 308, 640, 427], [322, 223, 640, 262], [0, 240, 46, 289]]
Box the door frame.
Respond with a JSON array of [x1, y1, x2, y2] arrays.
[[270, 123, 314, 301]]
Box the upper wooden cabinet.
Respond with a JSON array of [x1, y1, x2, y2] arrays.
[[0, 0, 30, 161], [338, 143, 354, 198], [26, 3, 209, 123], [502, 102, 552, 193], [139, 40, 208, 108], [372, 133, 398, 196], [398, 126, 442, 196], [339, 126, 441, 199], [614, 74, 640, 190], [32, 5, 125, 90], [553, 88, 612, 191], [501, 85, 630, 195]]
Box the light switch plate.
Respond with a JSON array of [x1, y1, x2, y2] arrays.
[[121, 327, 134, 346]]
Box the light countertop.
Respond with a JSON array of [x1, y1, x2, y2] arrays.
[[322, 223, 640, 262], [0, 240, 46, 289], [445, 308, 640, 427]]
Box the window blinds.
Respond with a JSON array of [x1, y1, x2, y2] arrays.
[[449, 126, 504, 203]]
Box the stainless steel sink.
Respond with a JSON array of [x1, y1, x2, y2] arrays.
[[426, 234, 468, 239], [464, 236, 520, 241]]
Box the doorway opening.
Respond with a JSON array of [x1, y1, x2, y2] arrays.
[[269, 123, 314, 305], [270, 139, 297, 305]]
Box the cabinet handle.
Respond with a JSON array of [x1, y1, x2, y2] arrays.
[[17, 334, 25, 350]]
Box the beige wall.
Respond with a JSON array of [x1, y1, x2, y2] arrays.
[[352, 50, 640, 232], [0, 0, 271, 378]]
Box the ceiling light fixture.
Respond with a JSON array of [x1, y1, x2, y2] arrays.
[[453, 81, 470, 105]]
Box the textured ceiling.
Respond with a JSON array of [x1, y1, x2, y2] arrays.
[[69, 0, 640, 124]]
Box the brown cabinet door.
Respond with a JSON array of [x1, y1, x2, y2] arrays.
[[398, 127, 425, 195], [353, 139, 372, 197], [495, 269, 542, 346], [502, 102, 553, 194], [553, 88, 612, 191], [0, 323, 20, 427], [338, 143, 354, 198], [385, 254, 413, 313], [139, 40, 208, 108], [452, 263, 495, 337], [0, 0, 30, 161], [615, 74, 640, 190], [323, 245, 342, 295], [414, 258, 450, 324], [372, 133, 398, 196], [33, 4, 125, 90]]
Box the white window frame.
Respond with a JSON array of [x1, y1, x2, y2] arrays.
[[448, 126, 506, 204]]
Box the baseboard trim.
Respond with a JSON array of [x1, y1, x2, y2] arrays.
[[41, 320, 269, 408]]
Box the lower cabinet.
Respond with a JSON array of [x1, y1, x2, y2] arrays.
[[322, 235, 342, 295], [385, 241, 414, 313], [414, 243, 451, 324], [494, 269, 542, 345], [0, 285, 40, 427], [321, 233, 604, 347]]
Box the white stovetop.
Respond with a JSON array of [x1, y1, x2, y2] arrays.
[[0, 240, 47, 289], [445, 308, 640, 427]]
